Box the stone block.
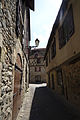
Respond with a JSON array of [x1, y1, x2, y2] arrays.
[[0, 97, 3, 104]]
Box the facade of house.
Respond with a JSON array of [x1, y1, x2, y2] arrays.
[[0, 0, 34, 120], [29, 48, 46, 83], [45, 0, 80, 110]]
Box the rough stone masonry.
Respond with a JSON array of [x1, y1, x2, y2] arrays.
[[0, 0, 27, 120], [0, 0, 16, 119]]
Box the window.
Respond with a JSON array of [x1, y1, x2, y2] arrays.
[[35, 75, 41, 83], [16, 0, 23, 38], [48, 72, 50, 88], [46, 56, 48, 67], [16, 0, 19, 37], [35, 67, 41, 72], [34, 53, 38, 58], [37, 58, 41, 64], [58, 5, 74, 49], [57, 69, 63, 86], [49, 50, 50, 63], [51, 37, 56, 59]]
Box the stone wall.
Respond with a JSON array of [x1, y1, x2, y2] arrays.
[[46, 57, 80, 111], [63, 59, 80, 110], [0, 30, 2, 120], [0, 1, 27, 120], [0, 0, 16, 119]]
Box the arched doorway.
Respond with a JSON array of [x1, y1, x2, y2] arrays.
[[12, 53, 22, 120]]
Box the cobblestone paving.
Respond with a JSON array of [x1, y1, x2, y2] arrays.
[[16, 84, 80, 120], [16, 84, 46, 120]]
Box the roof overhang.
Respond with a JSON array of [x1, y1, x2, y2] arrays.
[[22, 0, 34, 11]]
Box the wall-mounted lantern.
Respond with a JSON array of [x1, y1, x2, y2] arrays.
[[29, 38, 40, 49]]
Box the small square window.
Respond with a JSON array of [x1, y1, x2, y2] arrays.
[[35, 67, 41, 72]]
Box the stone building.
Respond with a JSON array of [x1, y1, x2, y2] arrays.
[[0, 0, 34, 120], [44, 0, 80, 110], [29, 48, 46, 83]]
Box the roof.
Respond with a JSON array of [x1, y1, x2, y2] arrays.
[[29, 48, 46, 58], [44, 0, 69, 59], [22, 0, 34, 11]]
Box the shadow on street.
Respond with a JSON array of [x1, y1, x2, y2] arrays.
[[29, 86, 80, 120]]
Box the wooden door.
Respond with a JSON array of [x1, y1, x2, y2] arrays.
[[12, 54, 22, 120]]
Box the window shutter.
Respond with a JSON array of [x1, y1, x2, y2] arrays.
[[68, 5, 74, 37]]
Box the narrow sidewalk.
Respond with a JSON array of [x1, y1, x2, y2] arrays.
[[16, 86, 35, 120], [16, 84, 46, 120]]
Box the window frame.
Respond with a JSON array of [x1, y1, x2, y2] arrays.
[[58, 4, 74, 49], [51, 37, 56, 59]]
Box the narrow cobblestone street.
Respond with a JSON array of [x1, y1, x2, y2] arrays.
[[16, 84, 80, 120]]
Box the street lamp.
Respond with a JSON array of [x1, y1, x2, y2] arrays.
[[35, 38, 40, 47], [29, 38, 40, 49]]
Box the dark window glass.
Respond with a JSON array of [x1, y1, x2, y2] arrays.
[[35, 75, 41, 83], [46, 56, 48, 66], [49, 50, 50, 63], [16, 0, 23, 39], [16, 0, 19, 37], [58, 5, 74, 49], [51, 38, 56, 59], [48, 72, 50, 88], [34, 53, 38, 58]]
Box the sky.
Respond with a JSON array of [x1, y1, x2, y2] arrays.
[[30, 0, 62, 48]]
